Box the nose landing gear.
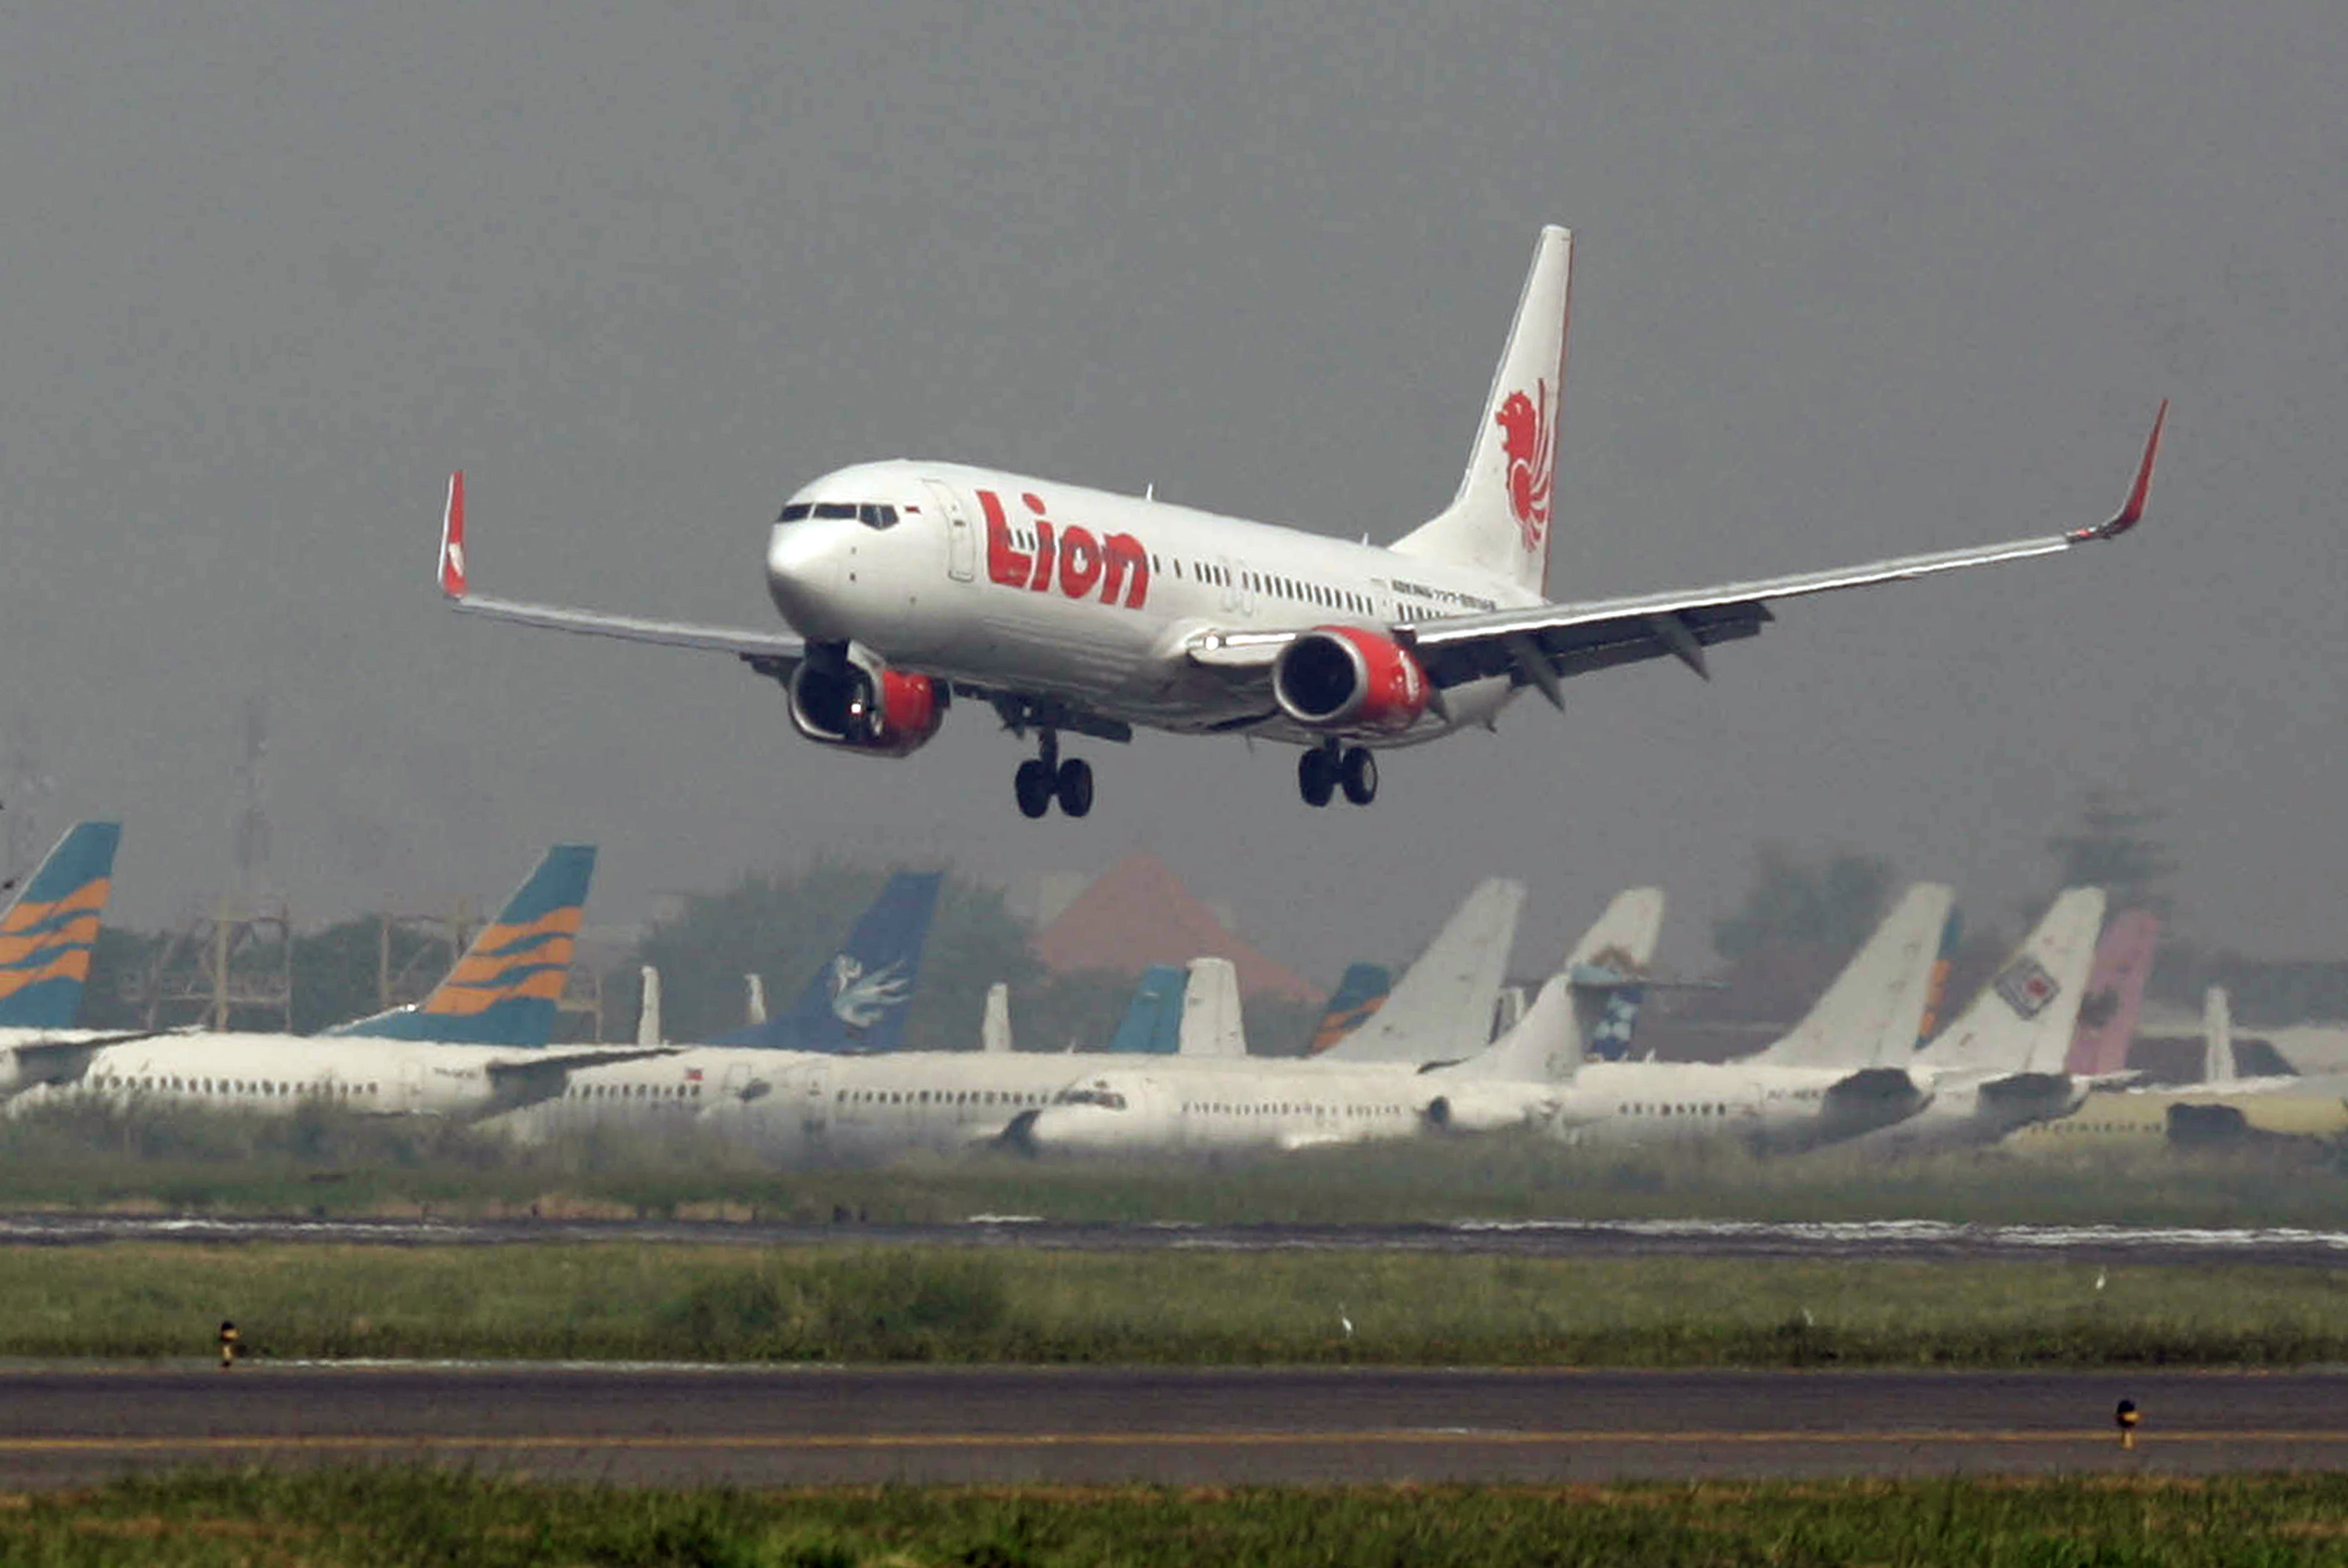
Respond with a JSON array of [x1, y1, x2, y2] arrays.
[[1014, 729, 1093, 819], [1298, 743, 1379, 807]]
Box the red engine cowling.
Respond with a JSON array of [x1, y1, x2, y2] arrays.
[[1271, 626, 1431, 732], [787, 647, 945, 757]]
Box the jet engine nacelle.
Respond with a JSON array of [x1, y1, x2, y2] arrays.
[[1272, 627, 1430, 732], [787, 645, 945, 757], [1421, 1085, 1544, 1134]]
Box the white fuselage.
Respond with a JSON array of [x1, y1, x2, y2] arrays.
[[766, 462, 1536, 744], [24, 1034, 539, 1117], [1543, 1060, 1929, 1152]]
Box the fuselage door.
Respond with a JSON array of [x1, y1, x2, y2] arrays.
[[801, 1062, 830, 1138], [924, 480, 975, 583]]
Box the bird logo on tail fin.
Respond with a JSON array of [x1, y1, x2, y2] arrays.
[[1496, 380, 1554, 553]]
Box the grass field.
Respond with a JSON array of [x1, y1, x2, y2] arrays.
[[9, 1469, 2348, 1566], [8, 1242, 2348, 1365], [5, 1101, 2348, 1232]]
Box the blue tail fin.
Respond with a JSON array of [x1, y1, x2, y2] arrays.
[[1106, 966, 1187, 1055], [328, 845, 597, 1045], [0, 822, 123, 1030], [1308, 962, 1393, 1055], [723, 871, 944, 1052]]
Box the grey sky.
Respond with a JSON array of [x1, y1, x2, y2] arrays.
[[2, 0, 2341, 983]]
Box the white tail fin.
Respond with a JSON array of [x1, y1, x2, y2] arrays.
[[1178, 958, 1248, 1057], [1752, 885, 1957, 1070], [744, 973, 768, 1027], [1917, 889, 2107, 1076], [1318, 879, 1528, 1063], [981, 982, 1014, 1054], [1453, 971, 1582, 1083], [636, 966, 664, 1047], [1389, 226, 1572, 595], [2203, 986, 2235, 1086]]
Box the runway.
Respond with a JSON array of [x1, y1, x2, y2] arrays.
[[12, 1211, 2348, 1268], [1, 1365, 2344, 1487]]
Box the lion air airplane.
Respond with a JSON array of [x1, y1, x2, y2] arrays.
[[435, 226, 2166, 818]]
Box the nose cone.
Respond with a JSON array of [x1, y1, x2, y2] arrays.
[[766, 522, 848, 637]]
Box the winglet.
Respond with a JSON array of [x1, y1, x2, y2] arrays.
[[2070, 400, 2166, 543], [438, 471, 469, 598]]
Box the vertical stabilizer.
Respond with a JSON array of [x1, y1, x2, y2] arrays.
[[1562, 887, 1666, 1063], [330, 845, 596, 1046], [981, 983, 1013, 1054], [1318, 879, 1527, 1063], [744, 973, 768, 1027], [1388, 226, 1572, 595], [1107, 965, 1187, 1055], [721, 870, 945, 1052], [2203, 986, 2235, 1087], [636, 966, 664, 1047], [0, 822, 123, 1030], [1177, 958, 1247, 1058], [1752, 884, 1957, 1070], [2065, 910, 2160, 1077], [1454, 971, 1580, 1083], [1307, 963, 1393, 1055], [1915, 889, 2107, 1077]]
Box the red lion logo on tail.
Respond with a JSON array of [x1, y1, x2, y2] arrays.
[[1495, 379, 1553, 554]]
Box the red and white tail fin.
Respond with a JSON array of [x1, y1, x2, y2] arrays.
[[1390, 225, 1572, 596], [438, 471, 468, 599]]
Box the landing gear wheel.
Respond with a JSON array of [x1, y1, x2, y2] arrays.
[[1298, 747, 1336, 807], [1339, 746, 1378, 806], [1055, 757, 1094, 818], [1014, 759, 1053, 818]]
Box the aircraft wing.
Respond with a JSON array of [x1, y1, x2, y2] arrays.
[[436, 473, 806, 667], [477, 1045, 682, 1116], [1188, 403, 2166, 698]]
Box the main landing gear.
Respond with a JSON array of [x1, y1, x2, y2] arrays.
[[1298, 742, 1377, 807], [1014, 728, 1093, 819]]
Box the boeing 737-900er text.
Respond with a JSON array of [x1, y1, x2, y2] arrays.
[[434, 226, 2168, 818]]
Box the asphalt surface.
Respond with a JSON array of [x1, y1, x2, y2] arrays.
[[13, 1212, 2348, 1268], [1, 1365, 2344, 1487]]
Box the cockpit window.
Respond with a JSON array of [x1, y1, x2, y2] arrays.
[[778, 503, 812, 522], [859, 504, 900, 530], [1053, 1086, 1128, 1110], [812, 502, 858, 520]]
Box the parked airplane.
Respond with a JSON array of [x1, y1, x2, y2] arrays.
[[26, 847, 664, 1117], [715, 870, 943, 1052], [2009, 986, 2321, 1153], [1837, 888, 2109, 1152], [1006, 890, 1664, 1156], [492, 954, 1256, 1152], [434, 226, 2167, 818], [1545, 883, 1957, 1150]]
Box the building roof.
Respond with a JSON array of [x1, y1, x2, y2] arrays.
[[1033, 853, 1320, 1005]]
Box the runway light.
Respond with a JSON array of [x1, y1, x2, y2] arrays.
[[218, 1319, 242, 1371], [2116, 1397, 2140, 1449]]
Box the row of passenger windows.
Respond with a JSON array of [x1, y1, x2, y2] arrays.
[[837, 1088, 1052, 1108], [1620, 1102, 1734, 1118], [1179, 1101, 1407, 1118], [569, 1081, 701, 1100], [778, 502, 900, 529], [88, 1074, 380, 1099]]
